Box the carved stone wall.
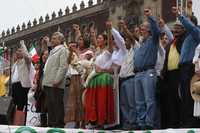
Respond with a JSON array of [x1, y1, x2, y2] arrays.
[[0, 0, 109, 49], [107, 0, 164, 28], [0, 0, 174, 49], [107, 0, 144, 27], [124, 0, 144, 25]]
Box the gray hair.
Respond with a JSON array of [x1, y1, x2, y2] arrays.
[[142, 21, 151, 32], [52, 32, 65, 43]]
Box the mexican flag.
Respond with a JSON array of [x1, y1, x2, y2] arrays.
[[29, 45, 39, 63]]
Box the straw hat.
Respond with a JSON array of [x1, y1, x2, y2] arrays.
[[191, 74, 200, 101]]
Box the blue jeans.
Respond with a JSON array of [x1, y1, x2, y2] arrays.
[[120, 76, 136, 128], [134, 69, 157, 127]]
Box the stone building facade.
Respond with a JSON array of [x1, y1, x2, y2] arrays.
[[0, 0, 175, 49]]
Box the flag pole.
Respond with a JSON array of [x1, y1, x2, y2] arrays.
[[176, 0, 179, 9], [181, 0, 183, 15], [176, 0, 179, 20], [186, 0, 188, 15]]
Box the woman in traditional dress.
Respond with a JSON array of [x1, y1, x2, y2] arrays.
[[64, 42, 83, 128], [64, 32, 94, 128], [83, 21, 127, 129], [83, 21, 116, 128]]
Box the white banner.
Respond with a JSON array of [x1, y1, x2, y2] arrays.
[[0, 125, 199, 133], [26, 89, 41, 127]]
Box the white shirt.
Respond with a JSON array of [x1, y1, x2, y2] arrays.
[[95, 50, 112, 69], [119, 41, 139, 78], [12, 63, 20, 83], [193, 43, 200, 72], [193, 44, 200, 64], [44, 45, 63, 73], [155, 44, 166, 76]]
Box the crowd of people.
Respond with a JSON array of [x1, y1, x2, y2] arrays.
[[9, 5, 200, 131]]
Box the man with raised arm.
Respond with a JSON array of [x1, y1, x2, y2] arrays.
[[133, 8, 160, 130], [172, 6, 200, 127]]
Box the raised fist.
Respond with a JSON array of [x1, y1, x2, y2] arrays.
[[106, 21, 112, 29], [159, 18, 165, 28], [90, 28, 96, 37], [43, 36, 50, 43], [172, 6, 180, 16], [72, 24, 80, 31], [144, 8, 152, 17], [118, 20, 127, 29]]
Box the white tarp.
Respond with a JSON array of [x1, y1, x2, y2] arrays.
[[0, 125, 199, 133]]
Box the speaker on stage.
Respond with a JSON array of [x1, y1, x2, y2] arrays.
[[0, 96, 14, 124]]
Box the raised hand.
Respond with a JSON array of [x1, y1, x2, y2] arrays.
[[172, 6, 180, 16], [118, 20, 127, 29], [69, 43, 77, 52], [72, 24, 80, 31], [144, 8, 152, 17], [159, 18, 165, 28], [90, 28, 96, 37], [43, 36, 50, 43], [106, 21, 112, 30]]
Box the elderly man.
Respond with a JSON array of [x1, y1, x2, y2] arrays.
[[133, 8, 160, 130], [11, 40, 34, 125], [172, 7, 200, 127], [42, 32, 68, 128]]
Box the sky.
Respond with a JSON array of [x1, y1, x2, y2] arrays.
[[0, 0, 97, 32], [0, 0, 199, 33]]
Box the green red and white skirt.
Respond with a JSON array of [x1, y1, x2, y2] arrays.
[[84, 72, 115, 125]]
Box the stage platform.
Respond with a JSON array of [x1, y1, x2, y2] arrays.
[[0, 125, 199, 133]]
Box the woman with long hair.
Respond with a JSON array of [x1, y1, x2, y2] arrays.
[[64, 29, 94, 128], [34, 50, 48, 127], [83, 27, 115, 128]]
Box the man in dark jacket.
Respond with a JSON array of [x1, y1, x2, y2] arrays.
[[172, 7, 200, 128], [161, 21, 186, 128]]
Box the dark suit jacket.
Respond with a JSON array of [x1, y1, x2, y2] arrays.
[[162, 33, 186, 79]]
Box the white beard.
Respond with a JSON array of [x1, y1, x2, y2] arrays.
[[139, 36, 144, 43]]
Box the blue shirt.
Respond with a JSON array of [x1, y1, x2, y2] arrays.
[[134, 16, 160, 70], [178, 15, 200, 64]]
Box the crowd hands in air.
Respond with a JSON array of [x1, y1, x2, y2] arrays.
[[10, 5, 200, 131]]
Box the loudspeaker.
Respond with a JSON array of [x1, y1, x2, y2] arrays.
[[0, 96, 14, 124]]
